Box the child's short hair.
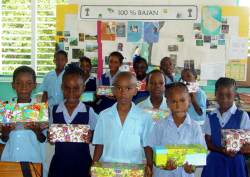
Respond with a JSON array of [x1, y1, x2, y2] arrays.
[[13, 66, 36, 83], [165, 82, 188, 98], [160, 56, 171, 66], [79, 56, 91, 66], [63, 64, 84, 82], [146, 69, 165, 85], [215, 77, 237, 92], [181, 68, 197, 79], [133, 56, 148, 69], [54, 50, 68, 59], [113, 71, 137, 87], [109, 51, 124, 64]]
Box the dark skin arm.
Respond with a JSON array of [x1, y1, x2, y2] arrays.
[[1, 124, 15, 142], [144, 146, 153, 177], [205, 135, 236, 157], [190, 92, 203, 116], [41, 91, 48, 103], [28, 123, 46, 143], [92, 144, 103, 163]]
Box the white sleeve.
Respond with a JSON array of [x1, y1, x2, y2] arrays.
[[89, 107, 98, 130], [240, 111, 250, 130], [203, 115, 211, 135]]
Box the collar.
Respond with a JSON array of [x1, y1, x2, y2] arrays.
[[167, 113, 192, 126], [56, 101, 87, 113], [212, 102, 237, 115]]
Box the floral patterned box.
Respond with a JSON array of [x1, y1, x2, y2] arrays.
[[0, 102, 48, 126], [221, 129, 250, 152], [143, 108, 169, 121], [137, 80, 146, 92], [91, 162, 144, 177], [49, 124, 90, 143], [97, 86, 113, 96]]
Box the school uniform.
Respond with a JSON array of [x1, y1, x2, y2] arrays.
[[188, 88, 207, 124], [1, 98, 47, 177], [147, 113, 206, 177], [132, 78, 150, 104], [40, 70, 64, 109], [202, 103, 250, 177], [48, 101, 97, 177], [165, 73, 181, 85], [137, 96, 168, 110], [95, 71, 119, 114], [84, 75, 97, 92], [92, 103, 152, 163]]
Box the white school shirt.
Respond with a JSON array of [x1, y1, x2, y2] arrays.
[[137, 96, 168, 110], [203, 103, 250, 135], [147, 113, 206, 177], [92, 102, 153, 164]]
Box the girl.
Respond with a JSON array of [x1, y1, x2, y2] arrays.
[[132, 56, 150, 103], [95, 51, 124, 113], [92, 72, 152, 175], [137, 69, 168, 111], [48, 65, 97, 177], [79, 56, 96, 92], [160, 57, 180, 85], [146, 82, 206, 177], [202, 77, 250, 177], [181, 68, 207, 124], [1, 66, 47, 176]]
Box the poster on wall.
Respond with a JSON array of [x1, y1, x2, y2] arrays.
[[127, 21, 143, 42], [143, 22, 159, 43], [201, 6, 222, 35]]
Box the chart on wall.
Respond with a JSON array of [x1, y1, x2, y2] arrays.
[[56, 4, 249, 81]]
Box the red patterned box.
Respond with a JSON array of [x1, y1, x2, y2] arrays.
[[221, 129, 250, 151]]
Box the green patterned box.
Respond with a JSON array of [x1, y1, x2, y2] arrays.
[[91, 162, 144, 177], [153, 144, 207, 167]]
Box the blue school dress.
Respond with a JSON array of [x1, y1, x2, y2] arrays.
[[48, 105, 92, 177], [85, 76, 97, 92], [95, 73, 116, 114], [201, 109, 248, 177]]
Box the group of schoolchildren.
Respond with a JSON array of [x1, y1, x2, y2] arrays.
[[1, 49, 250, 177]]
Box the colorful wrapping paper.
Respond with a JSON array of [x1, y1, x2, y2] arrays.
[[137, 80, 146, 92], [221, 129, 250, 152], [97, 86, 113, 96], [91, 162, 144, 177], [181, 81, 199, 93], [49, 124, 90, 143], [80, 92, 96, 102], [143, 108, 169, 121], [0, 102, 48, 125], [153, 144, 207, 167]]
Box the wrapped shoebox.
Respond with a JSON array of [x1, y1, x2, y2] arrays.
[[137, 80, 146, 92], [221, 129, 250, 152], [91, 162, 144, 177], [143, 108, 169, 121], [0, 102, 48, 128], [153, 144, 207, 167], [80, 91, 96, 102], [97, 86, 113, 96], [49, 124, 90, 143]]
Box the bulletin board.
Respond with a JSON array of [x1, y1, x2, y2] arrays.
[[55, 4, 249, 84]]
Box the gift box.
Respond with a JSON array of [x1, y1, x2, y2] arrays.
[[181, 81, 199, 93], [137, 80, 146, 92], [91, 162, 144, 177], [80, 92, 96, 102], [221, 129, 250, 152], [143, 108, 169, 121], [153, 144, 207, 167], [49, 124, 90, 143], [0, 102, 48, 126], [97, 86, 113, 96]]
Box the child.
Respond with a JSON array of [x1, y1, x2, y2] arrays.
[[160, 57, 180, 85], [146, 82, 206, 177], [1, 66, 47, 176], [132, 56, 150, 103], [181, 68, 207, 124], [40, 50, 68, 109], [48, 65, 97, 177], [137, 69, 168, 110], [92, 72, 152, 168], [79, 56, 96, 92], [202, 77, 250, 177], [95, 51, 124, 114]]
